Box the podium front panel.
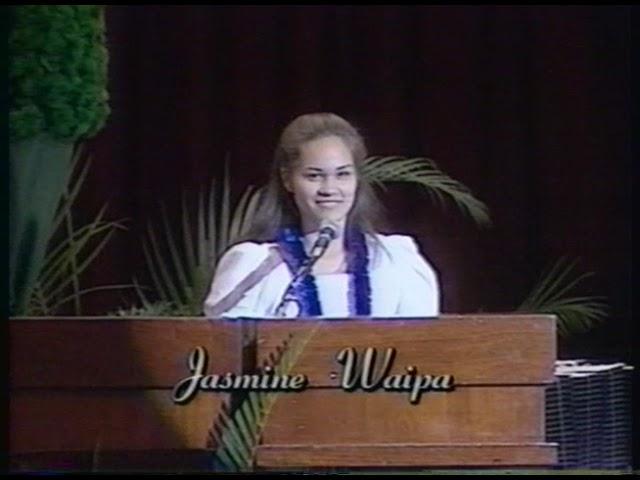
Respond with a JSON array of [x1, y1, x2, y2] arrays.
[[254, 315, 557, 468]]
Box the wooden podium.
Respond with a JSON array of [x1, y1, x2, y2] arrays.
[[9, 318, 246, 471], [10, 315, 557, 472], [254, 315, 557, 469]]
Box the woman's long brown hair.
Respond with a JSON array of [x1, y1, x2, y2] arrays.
[[242, 112, 386, 243]]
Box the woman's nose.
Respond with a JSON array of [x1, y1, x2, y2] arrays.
[[318, 177, 338, 195]]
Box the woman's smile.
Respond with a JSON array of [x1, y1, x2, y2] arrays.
[[316, 199, 343, 207]]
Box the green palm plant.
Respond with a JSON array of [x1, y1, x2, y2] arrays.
[[361, 156, 491, 228], [10, 6, 110, 315], [25, 150, 130, 316], [130, 166, 261, 316], [516, 257, 607, 337], [208, 325, 319, 472]]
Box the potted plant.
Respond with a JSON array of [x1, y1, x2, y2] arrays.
[[9, 5, 118, 316]]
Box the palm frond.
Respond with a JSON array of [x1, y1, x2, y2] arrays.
[[38, 211, 120, 289], [47, 284, 138, 313], [48, 148, 91, 235], [63, 196, 82, 314], [211, 325, 320, 472], [45, 225, 123, 301], [141, 235, 170, 303], [220, 159, 232, 252], [160, 202, 191, 300], [229, 186, 258, 243], [18, 145, 130, 316], [202, 184, 214, 273], [111, 298, 176, 317], [56, 149, 90, 315], [182, 191, 197, 286], [362, 156, 491, 228], [27, 207, 127, 316], [144, 221, 183, 305], [135, 164, 260, 316], [516, 257, 607, 337]]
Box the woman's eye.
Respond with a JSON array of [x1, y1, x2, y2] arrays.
[[305, 173, 321, 180], [338, 171, 352, 178]]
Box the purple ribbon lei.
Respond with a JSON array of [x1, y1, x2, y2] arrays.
[[276, 225, 371, 317]]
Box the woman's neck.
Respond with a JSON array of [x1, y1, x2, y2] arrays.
[[300, 217, 346, 236], [302, 229, 345, 259]]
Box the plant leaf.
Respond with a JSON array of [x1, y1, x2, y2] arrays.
[[48, 284, 138, 313], [146, 221, 181, 305], [160, 203, 190, 301], [141, 238, 169, 303], [362, 156, 491, 227], [516, 258, 607, 337], [134, 163, 259, 316], [220, 160, 231, 253], [182, 192, 196, 284], [210, 324, 320, 472], [42, 225, 121, 302]]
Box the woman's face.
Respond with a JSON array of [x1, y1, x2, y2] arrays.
[[283, 135, 358, 233]]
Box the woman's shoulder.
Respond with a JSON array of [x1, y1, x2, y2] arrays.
[[367, 233, 438, 277], [368, 234, 440, 316], [224, 240, 276, 256], [217, 241, 278, 272], [368, 233, 422, 257]]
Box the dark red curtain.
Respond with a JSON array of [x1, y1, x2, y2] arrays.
[[80, 6, 631, 360]]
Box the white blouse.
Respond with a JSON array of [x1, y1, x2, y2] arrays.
[[203, 234, 440, 319]]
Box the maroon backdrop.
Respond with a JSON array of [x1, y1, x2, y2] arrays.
[[78, 6, 631, 360]]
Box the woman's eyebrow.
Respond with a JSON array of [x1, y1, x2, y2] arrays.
[[303, 164, 354, 172]]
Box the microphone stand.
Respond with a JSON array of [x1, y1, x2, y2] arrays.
[[274, 224, 336, 317], [274, 255, 321, 317]]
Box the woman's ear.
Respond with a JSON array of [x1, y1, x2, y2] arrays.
[[280, 167, 292, 192]]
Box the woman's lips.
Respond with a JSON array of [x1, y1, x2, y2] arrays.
[[316, 200, 343, 207]]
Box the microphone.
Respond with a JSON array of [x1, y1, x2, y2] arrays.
[[274, 220, 338, 317], [308, 220, 338, 259]]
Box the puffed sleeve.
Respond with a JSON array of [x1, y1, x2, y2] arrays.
[[203, 242, 271, 318], [387, 236, 440, 317]]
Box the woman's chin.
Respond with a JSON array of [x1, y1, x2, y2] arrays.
[[315, 211, 347, 224], [302, 212, 347, 231]]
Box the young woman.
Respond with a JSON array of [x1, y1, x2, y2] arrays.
[[203, 113, 439, 318]]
